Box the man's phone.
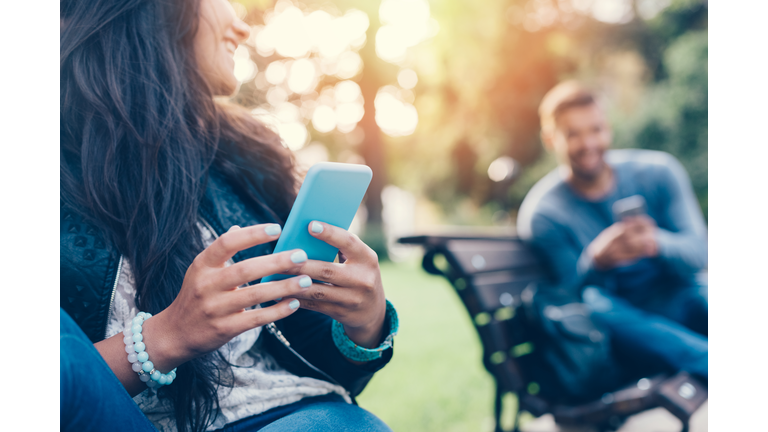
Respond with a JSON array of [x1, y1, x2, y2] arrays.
[[261, 162, 373, 283], [612, 195, 647, 221]]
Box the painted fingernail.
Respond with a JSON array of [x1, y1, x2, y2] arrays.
[[299, 276, 312, 288], [291, 250, 308, 263], [311, 221, 323, 234], [265, 224, 281, 236], [289, 299, 300, 310], [228, 225, 241, 232]]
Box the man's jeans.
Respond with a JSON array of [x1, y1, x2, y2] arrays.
[[582, 283, 708, 382], [60, 309, 392, 432]]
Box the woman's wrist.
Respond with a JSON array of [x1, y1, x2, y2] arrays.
[[137, 310, 187, 373], [342, 302, 387, 349], [124, 312, 177, 388], [333, 300, 399, 363]]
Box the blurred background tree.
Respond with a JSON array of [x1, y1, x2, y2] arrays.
[[227, 0, 708, 260]]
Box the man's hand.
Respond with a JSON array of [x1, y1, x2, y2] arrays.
[[588, 215, 658, 270]]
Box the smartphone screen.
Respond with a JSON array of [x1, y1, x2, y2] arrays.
[[612, 195, 647, 221]]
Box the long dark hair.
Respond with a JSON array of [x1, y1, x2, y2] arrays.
[[60, 0, 296, 430]]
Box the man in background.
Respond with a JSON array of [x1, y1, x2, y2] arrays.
[[516, 81, 708, 382]]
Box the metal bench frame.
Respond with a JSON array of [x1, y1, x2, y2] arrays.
[[399, 233, 707, 432]]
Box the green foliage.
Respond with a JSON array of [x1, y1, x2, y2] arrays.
[[612, 30, 708, 219]]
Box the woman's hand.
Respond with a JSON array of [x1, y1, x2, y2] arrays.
[[281, 221, 387, 350], [143, 224, 315, 369], [96, 223, 315, 396]]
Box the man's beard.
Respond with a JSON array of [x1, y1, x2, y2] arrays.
[[571, 159, 607, 182]]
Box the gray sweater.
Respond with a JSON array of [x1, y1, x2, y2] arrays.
[[516, 149, 707, 297]]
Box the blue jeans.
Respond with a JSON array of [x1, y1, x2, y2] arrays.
[[216, 393, 392, 432], [582, 283, 708, 382], [61, 308, 157, 431], [60, 309, 391, 432]]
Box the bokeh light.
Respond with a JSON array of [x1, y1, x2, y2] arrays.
[[294, 141, 330, 170], [266, 86, 288, 106], [251, 105, 307, 151], [255, 1, 369, 62], [397, 69, 418, 90], [375, 86, 418, 137], [335, 51, 363, 79], [376, 0, 435, 64], [287, 59, 316, 94], [265, 61, 287, 85], [276, 121, 308, 150], [487, 156, 518, 182], [590, 0, 633, 24], [233, 46, 257, 82], [312, 105, 336, 133], [334, 80, 362, 104]]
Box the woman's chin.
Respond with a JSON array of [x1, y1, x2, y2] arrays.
[[213, 78, 238, 97]]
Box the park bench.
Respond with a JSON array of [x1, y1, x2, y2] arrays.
[[398, 233, 707, 432]]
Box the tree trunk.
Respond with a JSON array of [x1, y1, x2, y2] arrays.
[[356, 8, 395, 259]]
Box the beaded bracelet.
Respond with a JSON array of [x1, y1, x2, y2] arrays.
[[123, 311, 177, 389], [331, 299, 399, 362]]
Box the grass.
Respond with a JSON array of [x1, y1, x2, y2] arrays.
[[355, 260, 499, 432]]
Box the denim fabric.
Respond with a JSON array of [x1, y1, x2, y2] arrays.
[[582, 284, 708, 382], [60, 308, 157, 432], [216, 393, 392, 432]]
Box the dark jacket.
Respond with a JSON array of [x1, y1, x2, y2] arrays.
[[60, 169, 391, 397]]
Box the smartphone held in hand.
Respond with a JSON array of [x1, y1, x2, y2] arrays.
[[612, 195, 647, 221], [261, 162, 372, 283]]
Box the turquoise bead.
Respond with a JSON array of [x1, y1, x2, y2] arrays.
[[133, 342, 146, 353], [137, 351, 149, 362], [131, 324, 142, 334], [151, 371, 161, 381], [158, 375, 168, 385], [132, 333, 143, 343], [142, 361, 154, 372]]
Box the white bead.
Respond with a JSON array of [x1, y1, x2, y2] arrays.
[[123, 336, 133, 345], [123, 328, 133, 337], [132, 362, 142, 373], [139, 373, 151, 382], [125, 344, 135, 354], [146, 379, 158, 388], [127, 353, 138, 363]]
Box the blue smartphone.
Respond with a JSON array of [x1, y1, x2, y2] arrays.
[[261, 162, 373, 283]]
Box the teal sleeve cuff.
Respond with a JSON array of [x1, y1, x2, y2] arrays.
[[332, 299, 399, 362]]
